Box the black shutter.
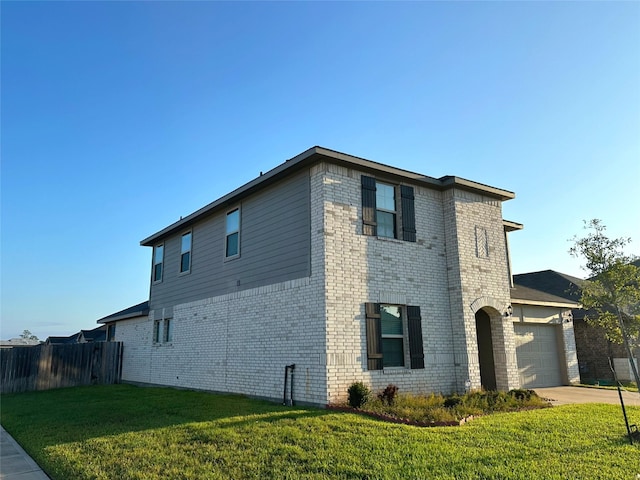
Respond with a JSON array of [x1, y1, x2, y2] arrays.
[[365, 302, 383, 370], [401, 185, 416, 242], [361, 176, 377, 236], [407, 305, 424, 369]]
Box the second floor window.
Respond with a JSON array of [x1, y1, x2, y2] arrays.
[[226, 208, 240, 258], [180, 232, 192, 273], [361, 176, 416, 242], [376, 182, 397, 239], [153, 244, 164, 283]]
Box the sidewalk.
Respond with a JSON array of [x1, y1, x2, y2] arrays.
[[0, 426, 49, 479]]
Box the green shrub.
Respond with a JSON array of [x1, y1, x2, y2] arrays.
[[508, 389, 535, 401], [347, 382, 371, 408], [443, 395, 462, 408], [349, 388, 549, 423]]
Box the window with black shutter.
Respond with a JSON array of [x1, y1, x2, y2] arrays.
[[365, 303, 424, 370], [401, 186, 416, 242], [361, 176, 416, 242], [361, 176, 377, 236], [407, 306, 424, 369], [365, 303, 383, 370]]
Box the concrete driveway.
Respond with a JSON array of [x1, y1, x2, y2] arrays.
[[534, 386, 640, 406]]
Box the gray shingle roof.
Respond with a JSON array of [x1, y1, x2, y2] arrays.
[[510, 284, 579, 306], [513, 270, 584, 302], [97, 301, 149, 324]]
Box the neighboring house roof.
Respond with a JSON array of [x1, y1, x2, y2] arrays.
[[46, 332, 81, 344], [0, 338, 41, 348], [141, 146, 516, 246], [80, 326, 107, 342], [97, 301, 149, 324], [510, 284, 579, 308], [513, 270, 584, 302]]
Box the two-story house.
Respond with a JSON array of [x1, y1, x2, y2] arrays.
[[102, 146, 579, 405]]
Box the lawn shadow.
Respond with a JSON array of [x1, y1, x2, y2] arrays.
[[0, 384, 334, 448]]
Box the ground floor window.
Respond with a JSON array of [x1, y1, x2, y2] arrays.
[[153, 320, 161, 343], [163, 319, 173, 343], [365, 303, 424, 370]]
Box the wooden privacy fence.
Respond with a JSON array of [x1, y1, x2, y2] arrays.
[[1, 342, 123, 394]]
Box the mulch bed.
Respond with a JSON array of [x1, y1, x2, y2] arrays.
[[325, 404, 475, 427]]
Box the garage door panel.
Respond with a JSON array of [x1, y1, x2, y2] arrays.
[[514, 324, 563, 388]]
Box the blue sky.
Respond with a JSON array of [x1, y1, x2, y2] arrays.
[[2, 1, 639, 340]]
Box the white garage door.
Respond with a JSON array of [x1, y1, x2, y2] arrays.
[[514, 324, 563, 388]]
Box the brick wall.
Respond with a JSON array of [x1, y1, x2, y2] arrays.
[[442, 189, 519, 391], [573, 318, 630, 382], [317, 163, 519, 401]]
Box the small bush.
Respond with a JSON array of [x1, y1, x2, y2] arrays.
[[443, 395, 462, 408], [509, 389, 535, 401], [377, 384, 399, 406], [347, 382, 371, 408]]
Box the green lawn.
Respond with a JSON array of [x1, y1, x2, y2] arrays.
[[1, 385, 639, 479]]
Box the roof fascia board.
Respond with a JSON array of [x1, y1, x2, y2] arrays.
[[511, 299, 580, 308], [503, 220, 524, 232], [141, 146, 515, 245], [97, 311, 148, 324]]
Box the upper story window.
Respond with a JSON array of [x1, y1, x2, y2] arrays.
[[153, 244, 164, 283], [376, 182, 397, 239], [225, 208, 240, 258], [180, 232, 192, 273], [361, 176, 416, 242]]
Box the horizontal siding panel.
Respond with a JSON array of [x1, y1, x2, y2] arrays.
[[150, 170, 311, 310]]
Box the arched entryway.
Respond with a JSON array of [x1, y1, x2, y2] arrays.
[[475, 309, 497, 391]]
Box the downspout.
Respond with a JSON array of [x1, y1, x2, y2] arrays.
[[283, 364, 296, 406]]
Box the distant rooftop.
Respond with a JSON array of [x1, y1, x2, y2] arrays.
[[97, 301, 149, 324]]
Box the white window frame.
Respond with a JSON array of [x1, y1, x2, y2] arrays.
[[163, 318, 173, 343], [375, 182, 398, 239], [153, 320, 161, 344], [380, 304, 407, 368], [224, 207, 241, 260], [180, 231, 192, 274], [153, 244, 164, 283]]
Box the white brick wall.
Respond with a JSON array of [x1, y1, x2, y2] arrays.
[[442, 189, 519, 391], [316, 163, 522, 401], [114, 315, 152, 383]]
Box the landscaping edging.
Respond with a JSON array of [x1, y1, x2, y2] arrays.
[[326, 404, 475, 427]]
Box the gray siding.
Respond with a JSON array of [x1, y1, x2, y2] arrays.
[[150, 170, 311, 310]]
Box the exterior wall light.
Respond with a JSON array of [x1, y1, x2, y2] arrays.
[[504, 305, 513, 318]]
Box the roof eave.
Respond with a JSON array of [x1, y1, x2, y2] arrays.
[[503, 219, 524, 232], [97, 310, 150, 324], [511, 298, 581, 308]]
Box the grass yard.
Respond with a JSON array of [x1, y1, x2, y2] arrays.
[[1, 385, 639, 479]]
